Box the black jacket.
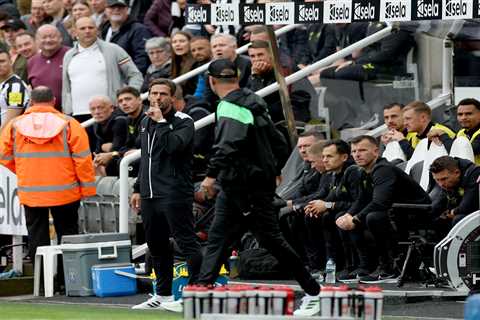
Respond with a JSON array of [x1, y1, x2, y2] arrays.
[[133, 108, 194, 200], [94, 111, 128, 154], [290, 161, 322, 201], [101, 17, 152, 74], [206, 88, 289, 193], [355, 158, 431, 222], [301, 24, 337, 66], [432, 158, 480, 217]]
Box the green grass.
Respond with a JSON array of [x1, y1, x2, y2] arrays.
[[0, 302, 183, 320]]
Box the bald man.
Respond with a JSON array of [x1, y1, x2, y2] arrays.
[[27, 24, 69, 109]]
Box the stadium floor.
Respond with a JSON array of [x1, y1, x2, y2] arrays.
[[0, 280, 465, 319]]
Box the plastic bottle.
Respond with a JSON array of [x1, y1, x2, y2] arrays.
[[229, 251, 239, 279], [325, 258, 336, 284]]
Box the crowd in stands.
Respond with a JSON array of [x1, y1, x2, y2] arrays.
[[0, 0, 480, 313]]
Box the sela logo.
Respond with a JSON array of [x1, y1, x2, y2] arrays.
[[384, 0, 408, 18], [298, 4, 321, 22], [417, 0, 440, 18], [353, 2, 376, 20], [329, 2, 350, 20], [266, 2, 294, 24], [215, 5, 235, 23], [186, 6, 208, 23], [444, 0, 468, 17], [243, 5, 264, 24]]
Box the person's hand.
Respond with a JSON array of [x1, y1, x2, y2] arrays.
[[427, 128, 445, 145], [335, 60, 353, 72], [93, 152, 113, 166], [308, 74, 320, 86], [200, 177, 217, 199], [146, 101, 163, 122], [101, 142, 113, 152], [130, 193, 141, 213], [205, 24, 216, 34], [252, 61, 271, 75], [336, 213, 356, 230], [276, 176, 283, 187], [446, 210, 455, 219], [305, 200, 326, 217], [124, 149, 139, 157], [390, 130, 405, 141]]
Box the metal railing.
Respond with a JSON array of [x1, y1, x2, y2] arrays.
[[118, 24, 396, 234]]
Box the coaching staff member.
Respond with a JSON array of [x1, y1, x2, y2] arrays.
[[198, 59, 321, 316], [130, 78, 202, 311]]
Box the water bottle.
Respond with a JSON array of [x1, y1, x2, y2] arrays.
[[325, 259, 336, 284], [229, 250, 240, 279]]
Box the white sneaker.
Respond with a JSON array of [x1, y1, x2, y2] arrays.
[[131, 295, 173, 310], [161, 298, 183, 313], [293, 294, 320, 316]]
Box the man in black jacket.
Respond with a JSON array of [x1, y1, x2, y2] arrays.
[[198, 59, 321, 316], [130, 79, 202, 311], [430, 156, 480, 237], [101, 0, 152, 74], [305, 140, 372, 280], [337, 135, 431, 283]]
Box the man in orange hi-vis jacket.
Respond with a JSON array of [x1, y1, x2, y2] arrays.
[[0, 86, 96, 261]]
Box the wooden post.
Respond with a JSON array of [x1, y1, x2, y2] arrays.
[[266, 26, 298, 147]]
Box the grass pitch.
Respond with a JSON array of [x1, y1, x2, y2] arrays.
[[0, 302, 183, 320]]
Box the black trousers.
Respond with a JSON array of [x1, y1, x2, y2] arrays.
[[197, 191, 320, 296], [24, 201, 80, 261], [141, 198, 202, 296], [304, 215, 326, 270]]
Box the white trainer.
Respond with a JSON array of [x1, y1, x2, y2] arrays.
[[161, 298, 183, 313], [131, 295, 173, 310], [293, 294, 320, 316]]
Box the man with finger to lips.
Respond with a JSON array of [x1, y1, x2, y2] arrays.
[[130, 78, 202, 311]]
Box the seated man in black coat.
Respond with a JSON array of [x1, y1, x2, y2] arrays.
[[337, 135, 431, 283], [430, 156, 480, 238]]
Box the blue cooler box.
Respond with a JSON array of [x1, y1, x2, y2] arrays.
[[91, 263, 137, 297]]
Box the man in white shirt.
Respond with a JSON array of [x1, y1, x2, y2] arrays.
[[62, 16, 143, 119]]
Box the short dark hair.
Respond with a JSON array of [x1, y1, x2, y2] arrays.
[[383, 102, 404, 111], [148, 78, 176, 96], [350, 135, 379, 147], [190, 36, 209, 43], [323, 139, 351, 155], [31, 86, 54, 103], [458, 98, 480, 111], [117, 86, 140, 98], [15, 31, 34, 41], [0, 46, 10, 57], [430, 156, 460, 174], [299, 130, 325, 141]]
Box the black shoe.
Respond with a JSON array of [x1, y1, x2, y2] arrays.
[[339, 267, 370, 283], [359, 265, 398, 284]]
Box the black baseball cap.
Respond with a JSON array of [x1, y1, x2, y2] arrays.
[[207, 59, 238, 79], [0, 18, 26, 31], [107, 0, 128, 7]]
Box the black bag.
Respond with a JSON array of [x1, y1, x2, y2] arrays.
[[238, 248, 293, 280]]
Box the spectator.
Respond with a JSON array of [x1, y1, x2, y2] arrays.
[[305, 140, 371, 281], [144, 0, 171, 37], [190, 36, 212, 98], [62, 17, 143, 119], [129, 0, 152, 24], [0, 0, 19, 19], [101, 0, 152, 74], [0, 86, 95, 262], [319, 23, 415, 82], [196, 59, 320, 317], [116, 86, 146, 176], [130, 78, 202, 311], [43, 0, 73, 45], [171, 31, 196, 95], [298, 23, 337, 68], [90, 0, 107, 27], [21, 0, 48, 33], [380, 103, 407, 147], [430, 156, 480, 237], [14, 32, 36, 82], [337, 135, 431, 283], [142, 37, 171, 93], [28, 24, 69, 110], [399, 101, 456, 159], [89, 95, 128, 176], [71, 0, 93, 21], [0, 47, 29, 129], [0, 18, 27, 78], [247, 40, 312, 124], [456, 98, 480, 164]]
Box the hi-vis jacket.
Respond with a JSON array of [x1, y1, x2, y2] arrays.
[[0, 104, 96, 207]]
